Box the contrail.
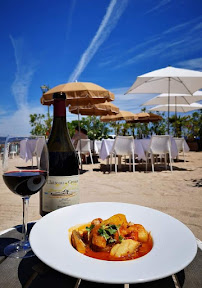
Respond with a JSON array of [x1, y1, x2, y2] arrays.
[[65, 0, 77, 42], [10, 35, 36, 110], [68, 0, 128, 82], [145, 0, 170, 15]]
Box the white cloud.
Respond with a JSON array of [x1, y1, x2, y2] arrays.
[[109, 87, 156, 113], [10, 36, 36, 110], [0, 36, 41, 135], [190, 21, 202, 32], [0, 105, 47, 136], [65, 0, 77, 42], [162, 18, 199, 35], [0, 108, 7, 116], [114, 39, 186, 69], [177, 58, 202, 71], [68, 0, 128, 82], [113, 18, 202, 71]]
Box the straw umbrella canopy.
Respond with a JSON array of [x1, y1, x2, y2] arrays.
[[69, 101, 119, 116], [100, 110, 139, 122], [127, 112, 162, 123], [125, 66, 202, 133], [40, 82, 114, 106]]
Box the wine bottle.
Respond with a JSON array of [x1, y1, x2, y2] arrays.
[[40, 92, 79, 216]]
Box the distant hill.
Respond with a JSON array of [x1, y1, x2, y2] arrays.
[[0, 137, 7, 144]]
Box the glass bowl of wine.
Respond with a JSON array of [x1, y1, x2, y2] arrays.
[[2, 135, 49, 258]]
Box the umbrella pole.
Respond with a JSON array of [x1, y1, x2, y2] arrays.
[[168, 77, 170, 135], [93, 116, 95, 156], [77, 107, 83, 171], [175, 96, 177, 136]]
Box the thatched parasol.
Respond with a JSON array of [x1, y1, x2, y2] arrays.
[[100, 110, 139, 122], [69, 101, 119, 116], [127, 112, 162, 123], [40, 82, 114, 106]]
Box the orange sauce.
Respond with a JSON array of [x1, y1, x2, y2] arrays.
[[84, 234, 153, 261]]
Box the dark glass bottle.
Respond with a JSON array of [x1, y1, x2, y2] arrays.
[[40, 92, 79, 216]]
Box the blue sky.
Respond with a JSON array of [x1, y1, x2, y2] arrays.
[[1, 0, 202, 135]]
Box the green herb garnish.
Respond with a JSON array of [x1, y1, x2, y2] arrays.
[[98, 227, 111, 240], [119, 235, 123, 242], [109, 238, 116, 243], [98, 224, 120, 242], [106, 225, 117, 235], [86, 224, 95, 233]]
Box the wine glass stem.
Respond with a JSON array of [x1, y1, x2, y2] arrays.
[[22, 196, 30, 242]]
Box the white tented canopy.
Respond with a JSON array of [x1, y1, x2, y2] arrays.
[[149, 102, 202, 113], [142, 91, 202, 106], [126, 66, 202, 95]]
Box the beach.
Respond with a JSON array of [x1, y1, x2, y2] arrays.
[[0, 151, 202, 240]]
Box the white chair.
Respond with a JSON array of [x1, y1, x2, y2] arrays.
[[110, 136, 135, 173], [174, 137, 185, 162], [76, 139, 93, 164], [1, 147, 4, 159], [146, 135, 173, 172], [10, 144, 17, 159]]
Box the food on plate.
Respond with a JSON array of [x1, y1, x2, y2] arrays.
[[69, 213, 153, 261]]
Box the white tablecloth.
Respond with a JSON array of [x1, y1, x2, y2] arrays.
[[99, 137, 187, 161], [90, 140, 102, 154], [20, 139, 37, 162], [183, 140, 190, 152], [99, 139, 146, 161], [20, 138, 44, 162]]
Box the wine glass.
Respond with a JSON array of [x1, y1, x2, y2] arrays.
[[2, 135, 49, 258]]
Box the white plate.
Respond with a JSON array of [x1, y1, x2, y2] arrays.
[[29, 202, 197, 284]]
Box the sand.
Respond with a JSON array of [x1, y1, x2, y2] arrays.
[[0, 151, 201, 240]]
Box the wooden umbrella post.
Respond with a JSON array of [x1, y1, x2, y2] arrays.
[[77, 106, 83, 172]]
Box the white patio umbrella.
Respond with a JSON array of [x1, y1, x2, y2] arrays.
[[125, 66, 202, 133], [142, 91, 202, 106], [149, 102, 202, 113]]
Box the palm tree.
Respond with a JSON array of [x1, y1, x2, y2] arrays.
[[121, 123, 130, 136], [109, 121, 122, 136], [169, 115, 190, 137]]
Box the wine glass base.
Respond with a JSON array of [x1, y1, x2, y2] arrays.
[[4, 240, 35, 258]]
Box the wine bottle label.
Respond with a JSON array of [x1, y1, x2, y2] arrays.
[[42, 175, 79, 212]]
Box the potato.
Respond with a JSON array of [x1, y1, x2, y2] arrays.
[[127, 224, 148, 243], [71, 230, 86, 254], [135, 224, 148, 243], [110, 239, 140, 258], [101, 214, 127, 226]]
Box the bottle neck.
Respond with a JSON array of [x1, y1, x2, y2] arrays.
[[51, 98, 68, 134], [53, 98, 66, 118], [48, 98, 74, 151]]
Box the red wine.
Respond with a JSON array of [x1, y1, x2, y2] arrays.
[[3, 171, 47, 197], [40, 92, 79, 216]]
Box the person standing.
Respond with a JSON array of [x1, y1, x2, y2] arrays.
[[72, 126, 88, 149]]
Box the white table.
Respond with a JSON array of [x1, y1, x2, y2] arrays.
[[20, 138, 44, 163], [139, 138, 182, 160], [99, 137, 187, 164], [182, 139, 190, 152], [90, 140, 102, 154], [99, 139, 146, 163], [20, 139, 37, 162]]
